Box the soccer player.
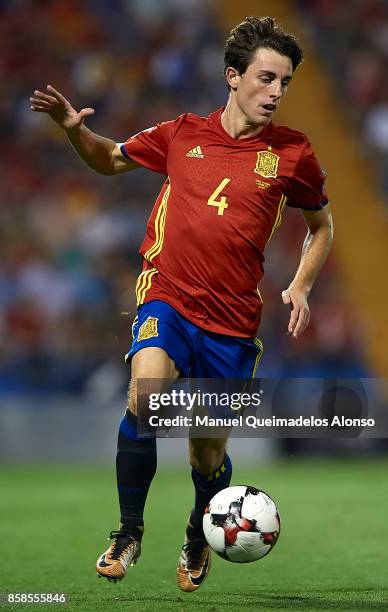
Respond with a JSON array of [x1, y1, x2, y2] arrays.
[[31, 16, 333, 592]]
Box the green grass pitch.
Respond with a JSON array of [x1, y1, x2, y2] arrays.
[[1, 459, 387, 611]]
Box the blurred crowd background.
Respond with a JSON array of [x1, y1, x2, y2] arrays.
[[298, 0, 388, 194], [1, 0, 385, 396]]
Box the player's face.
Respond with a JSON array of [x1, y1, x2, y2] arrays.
[[232, 47, 293, 127]]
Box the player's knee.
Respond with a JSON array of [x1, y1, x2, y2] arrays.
[[127, 381, 154, 417], [189, 439, 226, 475], [127, 397, 137, 416], [127, 379, 138, 416]]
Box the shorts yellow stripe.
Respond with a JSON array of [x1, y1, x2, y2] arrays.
[[252, 338, 264, 378], [131, 315, 138, 339]]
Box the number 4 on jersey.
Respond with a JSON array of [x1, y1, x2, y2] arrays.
[[208, 178, 231, 216]]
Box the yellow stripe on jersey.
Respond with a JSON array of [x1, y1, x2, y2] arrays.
[[135, 270, 147, 304], [252, 337, 264, 378], [135, 268, 150, 304], [144, 182, 170, 263], [135, 267, 158, 305], [138, 268, 158, 305], [134, 181, 170, 306], [266, 194, 287, 245], [258, 195, 286, 303]]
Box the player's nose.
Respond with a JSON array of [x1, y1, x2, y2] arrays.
[[269, 80, 282, 100]]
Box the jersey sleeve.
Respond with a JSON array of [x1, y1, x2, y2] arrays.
[[119, 116, 184, 174], [286, 140, 328, 210]]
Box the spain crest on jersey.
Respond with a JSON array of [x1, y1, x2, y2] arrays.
[[254, 149, 279, 179], [138, 316, 159, 341]]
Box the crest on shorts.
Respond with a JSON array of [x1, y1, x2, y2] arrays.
[[254, 149, 279, 179], [138, 316, 159, 341]]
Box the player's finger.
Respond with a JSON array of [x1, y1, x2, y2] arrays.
[[291, 310, 303, 337], [293, 308, 309, 338], [46, 84, 68, 103], [79, 107, 95, 119], [281, 290, 291, 305], [30, 106, 50, 112], [32, 91, 58, 104], [30, 97, 53, 107], [288, 303, 299, 334]]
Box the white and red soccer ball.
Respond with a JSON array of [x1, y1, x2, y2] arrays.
[[203, 485, 280, 563]]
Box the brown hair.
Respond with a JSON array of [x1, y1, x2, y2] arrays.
[[224, 16, 303, 78]]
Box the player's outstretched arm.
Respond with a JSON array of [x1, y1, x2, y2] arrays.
[[282, 204, 333, 338], [30, 85, 139, 175]]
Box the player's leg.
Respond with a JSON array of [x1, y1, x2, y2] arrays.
[[115, 347, 179, 539], [188, 436, 232, 536], [96, 303, 188, 582], [177, 332, 262, 592], [97, 346, 180, 582], [176, 435, 231, 592], [186, 334, 261, 540]]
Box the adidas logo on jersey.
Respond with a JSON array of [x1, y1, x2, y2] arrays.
[[186, 146, 204, 158]]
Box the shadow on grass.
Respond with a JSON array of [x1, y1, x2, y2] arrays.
[[119, 587, 388, 610]]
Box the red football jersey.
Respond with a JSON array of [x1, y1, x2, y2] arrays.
[[120, 108, 328, 337]]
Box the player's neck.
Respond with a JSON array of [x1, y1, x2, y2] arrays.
[[221, 102, 266, 140]]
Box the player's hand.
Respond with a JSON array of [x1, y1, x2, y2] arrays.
[[281, 286, 310, 338], [30, 85, 94, 131]]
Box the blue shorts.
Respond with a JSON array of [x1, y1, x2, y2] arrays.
[[125, 300, 263, 378]]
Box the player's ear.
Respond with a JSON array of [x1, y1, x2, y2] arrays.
[[225, 67, 240, 91]]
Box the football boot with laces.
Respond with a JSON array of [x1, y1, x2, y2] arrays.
[[96, 528, 141, 582], [176, 522, 211, 592]]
